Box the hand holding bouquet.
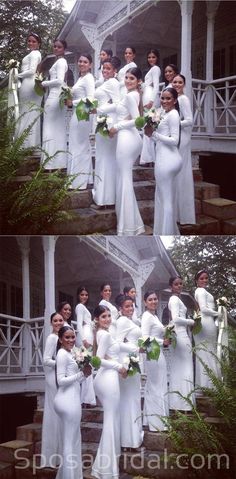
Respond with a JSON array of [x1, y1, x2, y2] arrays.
[[76, 97, 98, 121], [138, 336, 160, 361], [164, 325, 177, 348], [123, 353, 141, 376], [95, 115, 113, 137], [192, 310, 202, 335], [59, 86, 73, 108], [73, 346, 101, 371], [135, 108, 162, 133], [34, 72, 45, 97]]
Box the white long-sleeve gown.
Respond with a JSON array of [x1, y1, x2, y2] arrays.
[[116, 315, 143, 448], [42, 57, 68, 169], [140, 65, 161, 165], [93, 78, 120, 205], [141, 311, 169, 431], [194, 287, 220, 390], [67, 73, 95, 189], [17, 49, 42, 148], [54, 348, 85, 479], [41, 333, 60, 466], [168, 295, 195, 410], [176, 94, 196, 224], [153, 108, 182, 235], [75, 302, 96, 405]]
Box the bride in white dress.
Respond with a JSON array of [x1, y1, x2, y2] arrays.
[[145, 87, 182, 234], [99, 283, 118, 339], [194, 270, 220, 391], [172, 74, 196, 225], [141, 291, 170, 431], [117, 46, 137, 98], [91, 305, 129, 479], [17, 33, 42, 148], [168, 277, 195, 411], [41, 39, 68, 169], [67, 53, 95, 190], [41, 312, 64, 467], [54, 326, 91, 479], [93, 58, 120, 207]]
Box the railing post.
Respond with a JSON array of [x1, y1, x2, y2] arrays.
[[42, 236, 57, 342], [17, 237, 31, 375], [205, 1, 220, 135]]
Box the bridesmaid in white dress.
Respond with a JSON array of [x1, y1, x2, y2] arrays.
[[41, 312, 64, 467], [41, 39, 68, 169], [172, 74, 196, 225], [75, 286, 96, 406], [54, 326, 91, 479], [141, 291, 170, 431], [95, 48, 113, 87], [99, 283, 118, 339], [17, 32, 42, 148], [91, 305, 131, 479], [107, 67, 145, 235], [164, 63, 179, 88], [56, 301, 73, 327], [67, 53, 95, 190], [116, 295, 143, 449], [93, 58, 120, 207], [140, 49, 161, 166], [168, 276, 195, 411], [194, 270, 220, 392], [117, 46, 137, 98], [123, 285, 141, 326], [145, 87, 182, 234]]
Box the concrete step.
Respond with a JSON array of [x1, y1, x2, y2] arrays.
[[16, 156, 41, 176], [179, 215, 220, 234], [81, 422, 102, 443], [194, 181, 220, 200], [133, 165, 155, 181], [193, 167, 203, 182], [82, 407, 103, 423], [222, 218, 236, 234], [134, 180, 155, 201], [202, 197, 236, 220], [196, 396, 218, 417], [0, 462, 14, 479], [0, 440, 33, 464], [63, 189, 93, 209], [33, 409, 43, 424], [16, 423, 42, 444], [15, 461, 57, 479]]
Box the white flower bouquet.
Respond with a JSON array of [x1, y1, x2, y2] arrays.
[[72, 346, 101, 370], [76, 97, 98, 121], [6, 59, 20, 70], [164, 325, 177, 348], [95, 115, 113, 137], [59, 86, 73, 108], [135, 108, 162, 130], [192, 310, 202, 335], [216, 296, 229, 308], [138, 336, 160, 361], [123, 353, 141, 376], [34, 72, 45, 97]]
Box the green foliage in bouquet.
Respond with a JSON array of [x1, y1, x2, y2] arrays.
[[76, 97, 98, 121], [34, 73, 45, 97], [164, 325, 177, 348], [59, 86, 73, 108], [125, 353, 141, 376], [192, 310, 202, 335], [138, 336, 160, 361]]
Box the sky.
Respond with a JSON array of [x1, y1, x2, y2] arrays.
[[63, 0, 77, 12]]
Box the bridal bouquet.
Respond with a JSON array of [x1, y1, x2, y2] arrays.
[[164, 325, 177, 348], [72, 346, 101, 370], [216, 296, 229, 308], [123, 353, 141, 376], [59, 86, 73, 108], [95, 115, 113, 137], [6, 59, 20, 70], [138, 336, 160, 361], [34, 72, 45, 96], [192, 310, 202, 335], [135, 108, 162, 131], [76, 97, 98, 121]]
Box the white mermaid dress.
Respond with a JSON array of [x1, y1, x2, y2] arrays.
[[116, 316, 143, 448], [153, 108, 182, 234], [41, 333, 60, 466], [141, 311, 169, 431], [75, 302, 96, 405], [17, 49, 42, 148], [194, 287, 220, 390], [168, 295, 195, 410], [67, 72, 95, 189], [42, 57, 68, 169], [54, 348, 85, 479], [93, 78, 120, 205], [176, 94, 196, 224]]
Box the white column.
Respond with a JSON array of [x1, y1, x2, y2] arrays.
[[179, 0, 194, 98], [17, 237, 30, 319], [80, 23, 106, 78], [206, 1, 220, 81], [42, 236, 57, 340]]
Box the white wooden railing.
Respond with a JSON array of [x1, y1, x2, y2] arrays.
[[0, 314, 44, 376]]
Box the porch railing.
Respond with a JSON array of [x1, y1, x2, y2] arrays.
[[0, 313, 44, 376]]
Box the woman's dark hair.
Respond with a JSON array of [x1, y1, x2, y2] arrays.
[[169, 276, 182, 287], [110, 56, 121, 71], [56, 301, 71, 313], [123, 285, 135, 295], [54, 38, 67, 49], [100, 283, 111, 292], [56, 325, 74, 354], [125, 46, 136, 55], [77, 286, 89, 303], [50, 311, 62, 323], [126, 67, 142, 81], [78, 52, 93, 63], [117, 294, 133, 308], [164, 63, 179, 85], [100, 48, 113, 58], [147, 48, 159, 66], [28, 32, 41, 46], [173, 73, 186, 84], [195, 269, 209, 283], [162, 87, 180, 116], [144, 290, 157, 302], [94, 304, 110, 319]]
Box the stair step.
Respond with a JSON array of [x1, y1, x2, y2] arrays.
[[16, 156, 41, 176], [0, 440, 33, 464], [134, 180, 155, 201], [82, 407, 103, 423], [133, 166, 155, 181], [194, 181, 220, 200], [81, 422, 102, 443], [63, 189, 93, 209], [222, 218, 236, 234], [33, 409, 43, 424], [16, 423, 42, 443], [0, 462, 14, 479], [193, 167, 203, 182], [196, 396, 218, 416], [179, 215, 220, 234], [202, 197, 236, 220], [14, 461, 57, 479]]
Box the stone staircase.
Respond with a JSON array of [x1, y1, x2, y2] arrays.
[[6, 155, 236, 235], [0, 396, 231, 479]]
